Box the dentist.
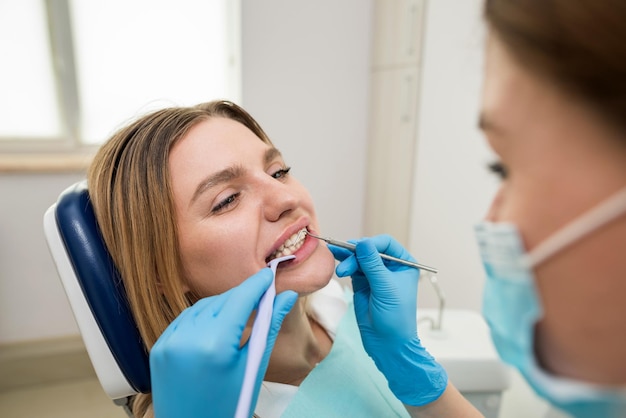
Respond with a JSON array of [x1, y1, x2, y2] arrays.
[[331, 0, 626, 417]]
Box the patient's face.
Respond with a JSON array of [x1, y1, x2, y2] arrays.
[[169, 117, 335, 296]]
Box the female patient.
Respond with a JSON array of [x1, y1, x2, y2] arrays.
[[87, 100, 414, 417]]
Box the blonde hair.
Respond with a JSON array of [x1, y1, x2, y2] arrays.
[[87, 100, 274, 417]]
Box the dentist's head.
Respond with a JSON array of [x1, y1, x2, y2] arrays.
[[478, 0, 626, 415]]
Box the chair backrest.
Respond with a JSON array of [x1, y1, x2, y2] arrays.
[[43, 181, 150, 400]]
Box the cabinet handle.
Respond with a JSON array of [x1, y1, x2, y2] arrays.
[[404, 0, 419, 57], [401, 74, 414, 123]]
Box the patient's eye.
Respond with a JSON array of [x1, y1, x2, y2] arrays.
[[271, 166, 291, 180], [212, 193, 240, 213]]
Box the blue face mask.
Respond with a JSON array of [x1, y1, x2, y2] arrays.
[[475, 188, 626, 418]]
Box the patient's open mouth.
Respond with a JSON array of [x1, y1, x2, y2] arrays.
[[266, 228, 307, 262]]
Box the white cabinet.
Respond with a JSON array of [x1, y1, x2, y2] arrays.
[[365, 0, 425, 245]]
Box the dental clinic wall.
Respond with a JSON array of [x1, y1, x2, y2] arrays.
[[409, 0, 500, 312], [0, 1, 372, 344]]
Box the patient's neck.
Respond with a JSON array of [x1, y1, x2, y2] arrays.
[[262, 299, 333, 386]]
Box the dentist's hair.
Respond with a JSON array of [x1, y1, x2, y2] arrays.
[[87, 100, 274, 417], [484, 0, 626, 136]]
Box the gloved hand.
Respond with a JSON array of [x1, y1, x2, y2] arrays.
[[330, 235, 448, 406], [150, 268, 298, 418]]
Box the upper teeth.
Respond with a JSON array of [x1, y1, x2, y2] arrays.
[[269, 228, 307, 260]]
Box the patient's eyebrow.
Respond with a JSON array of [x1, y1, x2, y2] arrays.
[[189, 147, 283, 206], [264, 147, 282, 165], [190, 165, 245, 206]]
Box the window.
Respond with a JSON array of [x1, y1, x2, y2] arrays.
[[0, 0, 241, 154]]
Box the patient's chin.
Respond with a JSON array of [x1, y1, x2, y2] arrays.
[[275, 270, 334, 295]]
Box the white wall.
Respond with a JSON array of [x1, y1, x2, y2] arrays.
[[0, 1, 372, 344], [410, 0, 500, 312]]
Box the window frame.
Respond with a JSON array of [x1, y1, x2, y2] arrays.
[[0, 0, 241, 170]]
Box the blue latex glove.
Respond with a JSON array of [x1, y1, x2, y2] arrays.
[[150, 268, 298, 418], [330, 235, 448, 406]]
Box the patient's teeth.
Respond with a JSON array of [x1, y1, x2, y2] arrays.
[[269, 228, 307, 261]]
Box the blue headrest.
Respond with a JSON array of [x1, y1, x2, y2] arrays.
[[54, 183, 151, 394]]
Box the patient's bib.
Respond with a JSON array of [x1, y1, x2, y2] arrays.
[[281, 304, 410, 417]]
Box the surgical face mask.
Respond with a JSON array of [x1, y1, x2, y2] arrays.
[[475, 187, 626, 418]]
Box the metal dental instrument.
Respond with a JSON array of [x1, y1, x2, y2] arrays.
[[306, 231, 438, 274]]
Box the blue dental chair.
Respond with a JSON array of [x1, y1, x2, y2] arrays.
[[43, 181, 150, 416]]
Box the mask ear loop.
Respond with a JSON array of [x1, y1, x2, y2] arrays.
[[524, 188, 626, 269]]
